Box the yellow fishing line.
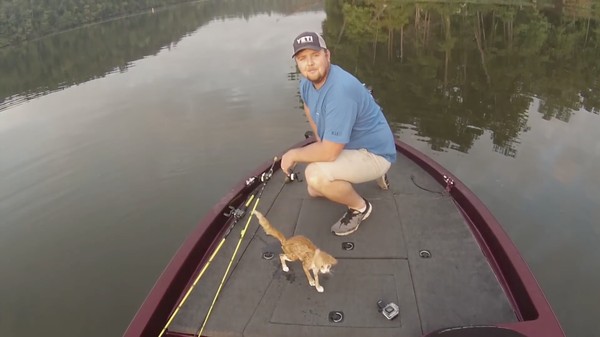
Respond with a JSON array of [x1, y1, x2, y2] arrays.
[[158, 193, 256, 337], [197, 194, 262, 337], [159, 156, 276, 336]]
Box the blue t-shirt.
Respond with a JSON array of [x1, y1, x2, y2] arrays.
[[300, 64, 397, 163]]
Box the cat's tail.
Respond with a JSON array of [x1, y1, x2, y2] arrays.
[[252, 210, 287, 244]]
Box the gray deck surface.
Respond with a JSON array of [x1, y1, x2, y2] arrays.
[[169, 152, 516, 336]]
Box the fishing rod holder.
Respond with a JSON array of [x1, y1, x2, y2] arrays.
[[443, 175, 454, 192], [245, 177, 256, 186]]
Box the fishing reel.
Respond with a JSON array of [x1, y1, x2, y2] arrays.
[[377, 300, 400, 320], [260, 170, 273, 183], [246, 170, 273, 184], [224, 205, 246, 220], [284, 171, 302, 183]]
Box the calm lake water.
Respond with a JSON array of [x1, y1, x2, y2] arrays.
[[1, 1, 598, 336]]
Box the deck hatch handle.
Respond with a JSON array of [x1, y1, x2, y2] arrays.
[[419, 249, 432, 258], [341, 242, 354, 250], [328, 311, 344, 323]]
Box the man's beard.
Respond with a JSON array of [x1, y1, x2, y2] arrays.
[[308, 72, 324, 83], [307, 68, 328, 87]]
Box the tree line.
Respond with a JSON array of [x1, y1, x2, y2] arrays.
[[2, 0, 598, 157], [0, 0, 320, 109], [0, 0, 322, 48], [0, 0, 196, 48]]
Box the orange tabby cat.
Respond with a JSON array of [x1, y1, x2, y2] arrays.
[[253, 210, 337, 293]]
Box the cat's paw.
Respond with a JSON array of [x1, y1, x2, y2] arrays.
[[316, 285, 324, 292], [309, 280, 315, 286], [282, 266, 289, 272]]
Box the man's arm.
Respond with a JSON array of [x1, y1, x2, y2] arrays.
[[281, 104, 344, 174], [281, 140, 344, 174], [304, 103, 320, 142]]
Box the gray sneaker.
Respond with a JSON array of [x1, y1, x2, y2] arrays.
[[331, 199, 372, 236]]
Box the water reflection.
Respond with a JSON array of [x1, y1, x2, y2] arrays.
[[5, 0, 597, 158], [1, 2, 599, 337], [0, 0, 323, 112], [0, 2, 324, 337], [320, 0, 599, 157]]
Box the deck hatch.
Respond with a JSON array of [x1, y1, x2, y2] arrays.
[[271, 273, 401, 327], [243, 259, 421, 337], [296, 198, 407, 259]]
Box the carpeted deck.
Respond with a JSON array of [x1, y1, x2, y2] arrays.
[[168, 152, 516, 337]]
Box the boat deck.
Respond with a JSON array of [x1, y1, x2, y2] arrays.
[[167, 152, 517, 337]]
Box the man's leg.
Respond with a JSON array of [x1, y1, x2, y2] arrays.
[[305, 164, 366, 210], [306, 185, 323, 197], [304, 149, 390, 236]]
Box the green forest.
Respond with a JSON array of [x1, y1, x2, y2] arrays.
[[0, 0, 322, 47], [1, 0, 599, 156], [0, 0, 319, 106], [0, 0, 187, 47]]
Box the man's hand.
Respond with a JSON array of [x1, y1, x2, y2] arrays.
[[281, 149, 297, 175]]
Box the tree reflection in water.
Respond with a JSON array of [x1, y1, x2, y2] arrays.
[[321, 0, 599, 157]]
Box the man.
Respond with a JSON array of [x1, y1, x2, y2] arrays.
[[280, 31, 397, 236]]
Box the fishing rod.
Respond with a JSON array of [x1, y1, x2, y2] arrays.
[[158, 157, 278, 337], [196, 156, 278, 337]]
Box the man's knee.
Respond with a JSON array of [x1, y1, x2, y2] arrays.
[[306, 185, 322, 197], [305, 163, 330, 190]]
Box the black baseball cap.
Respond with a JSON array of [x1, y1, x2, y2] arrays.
[[292, 32, 327, 58]]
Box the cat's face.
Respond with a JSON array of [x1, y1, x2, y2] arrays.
[[318, 253, 338, 273], [320, 264, 333, 273]]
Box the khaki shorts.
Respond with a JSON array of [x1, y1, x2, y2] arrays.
[[307, 149, 391, 184]]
